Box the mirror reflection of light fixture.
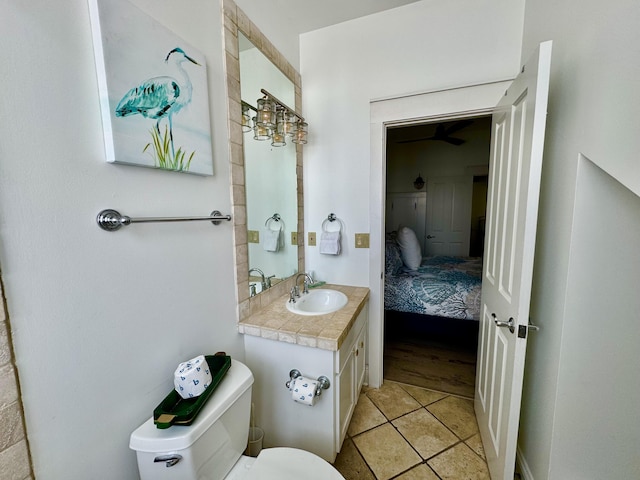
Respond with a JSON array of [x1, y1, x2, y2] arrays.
[[283, 111, 298, 137], [243, 89, 308, 148], [413, 173, 425, 190], [256, 97, 276, 128], [241, 102, 253, 133], [253, 117, 272, 141], [292, 121, 308, 144], [271, 111, 286, 147]]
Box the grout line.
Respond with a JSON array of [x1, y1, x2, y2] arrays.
[[345, 382, 489, 479]]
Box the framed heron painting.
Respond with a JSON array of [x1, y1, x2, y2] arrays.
[[88, 0, 214, 175]]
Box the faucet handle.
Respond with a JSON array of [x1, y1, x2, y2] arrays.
[[266, 274, 276, 289]]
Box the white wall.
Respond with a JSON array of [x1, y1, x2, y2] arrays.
[[518, 0, 640, 478], [300, 0, 524, 287], [0, 1, 243, 478]]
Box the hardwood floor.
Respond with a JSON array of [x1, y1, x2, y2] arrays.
[[383, 314, 478, 398]]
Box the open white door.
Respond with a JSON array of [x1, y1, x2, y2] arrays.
[[475, 41, 552, 480]]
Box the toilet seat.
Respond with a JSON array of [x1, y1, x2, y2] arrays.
[[228, 447, 344, 480]]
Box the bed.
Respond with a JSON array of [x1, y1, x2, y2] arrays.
[[384, 237, 483, 322]]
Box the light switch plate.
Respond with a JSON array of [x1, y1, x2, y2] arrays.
[[308, 232, 316, 246], [291, 232, 298, 245], [248, 230, 260, 243], [355, 233, 370, 248]]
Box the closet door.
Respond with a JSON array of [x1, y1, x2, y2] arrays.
[[385, 192, 427, 252], [425, 176, 473, 256]]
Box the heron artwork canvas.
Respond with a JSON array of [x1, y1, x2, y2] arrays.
[[88, 0, 214, 175]]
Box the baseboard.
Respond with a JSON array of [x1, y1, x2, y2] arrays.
[[516, 444, 534, 480]]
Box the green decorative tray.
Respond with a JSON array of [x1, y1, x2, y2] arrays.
[[153, 352, 231, 429]]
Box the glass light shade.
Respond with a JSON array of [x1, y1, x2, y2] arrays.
[[271, 111, 286, 147], [283, 111, 298, 137], [256, 97, 276, 128], [271, 132, 286, 147], [292, 121, 308, 144], [241, 105, 252, 133], [253, 117, 272, 140]]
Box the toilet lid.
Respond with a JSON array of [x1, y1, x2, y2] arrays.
[[248, 447, 344, 480]]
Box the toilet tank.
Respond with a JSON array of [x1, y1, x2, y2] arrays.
[[130, 359, 254, 480]]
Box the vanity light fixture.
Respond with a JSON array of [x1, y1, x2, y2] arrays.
[[253, 118, 272, 141], [291, 121, 308, 145], [243, 88, 308, 147], [241, 102, 254, 133], [256, 97, 276, 128], [271, 111, 287, 147]]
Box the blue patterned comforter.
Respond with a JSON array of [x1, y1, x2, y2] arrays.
[[384, 255, 483, 321]]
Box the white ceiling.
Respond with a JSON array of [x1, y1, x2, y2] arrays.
[[233, 0, 423, 71], [248, 0, 423, 35]]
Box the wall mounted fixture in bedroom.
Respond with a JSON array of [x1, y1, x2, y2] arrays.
[[243, 88, 308, 147]]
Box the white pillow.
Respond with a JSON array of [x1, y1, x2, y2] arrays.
[[396, 226, 422, 270]]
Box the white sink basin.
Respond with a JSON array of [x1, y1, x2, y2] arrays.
[[286, 289, 348, 316]]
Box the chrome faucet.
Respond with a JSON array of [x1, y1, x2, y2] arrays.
[[294, 272, 314, 297], [265, 274, 276, 289], [249, 268, 267, 292]]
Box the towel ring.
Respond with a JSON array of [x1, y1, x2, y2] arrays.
[[265, 213, 283, 230], [322, 213, 342, 233]]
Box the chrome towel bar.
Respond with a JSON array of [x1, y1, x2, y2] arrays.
[[96, 209, 232, 232]]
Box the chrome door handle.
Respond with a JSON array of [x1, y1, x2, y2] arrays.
[[154, 454, 182, 468], [492, 313, 515, 334]]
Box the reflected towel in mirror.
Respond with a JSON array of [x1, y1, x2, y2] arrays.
[[263, 228, 281, 252]]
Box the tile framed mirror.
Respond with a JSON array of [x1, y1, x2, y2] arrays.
[[222, 0, 304, 320]]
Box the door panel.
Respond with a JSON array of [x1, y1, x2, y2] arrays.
[[425, 176, 473, 256], [475, 41, 552, 480]]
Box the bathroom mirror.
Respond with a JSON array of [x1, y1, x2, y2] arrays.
[[223, 1, 304, 316], [239, 32, 298, 293]]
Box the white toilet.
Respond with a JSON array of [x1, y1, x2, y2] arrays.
[[130, 359, 344, 479]]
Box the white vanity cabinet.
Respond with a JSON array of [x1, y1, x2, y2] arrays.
[[243, 302, 368, 463], [335, 311, 367, 449]]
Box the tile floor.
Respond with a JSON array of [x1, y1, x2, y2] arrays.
[[333, 381, 491, 480]]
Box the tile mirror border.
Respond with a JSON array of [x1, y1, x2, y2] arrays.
[[222, 0, 304, 321]]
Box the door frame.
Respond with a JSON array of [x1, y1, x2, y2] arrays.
[[368, 80, 513, 389]]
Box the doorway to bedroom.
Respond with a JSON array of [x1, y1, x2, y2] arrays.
[[383, 115, 492, 398]]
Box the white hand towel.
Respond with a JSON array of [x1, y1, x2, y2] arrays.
[[320, 231, 341, 255], [262, 228, 281, 252]]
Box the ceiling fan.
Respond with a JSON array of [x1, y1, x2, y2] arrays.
[[397, 119, 473, 146]]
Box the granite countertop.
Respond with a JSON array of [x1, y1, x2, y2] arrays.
[[238, 284, 370, 351]]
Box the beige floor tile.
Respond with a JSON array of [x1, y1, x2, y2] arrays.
[[392, 408, 459, 460], [366, 381, 421, 420], [399, 383, 448, 406], [465, 432, 486, 460], [428, 442, 491, 480], [352, 423, 421, 480], [347, 394, 387, 436], [395, 464, 440, 480], [332, 438, 376, 480], [427, 395, 478, 439]]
